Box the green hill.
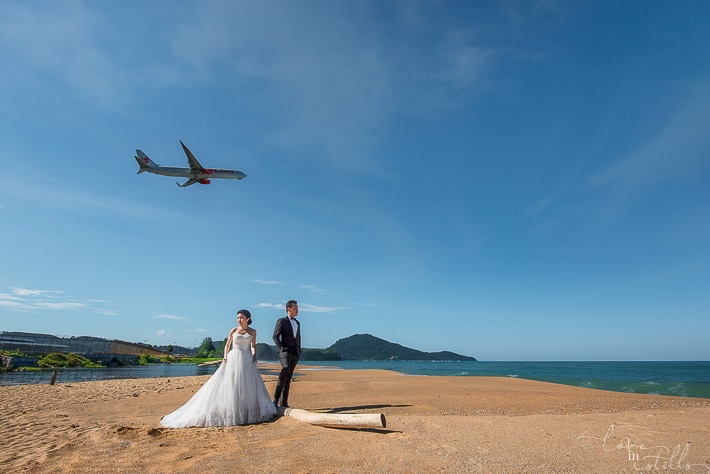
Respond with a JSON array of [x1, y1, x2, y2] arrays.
[[327, 334, 476, 361]]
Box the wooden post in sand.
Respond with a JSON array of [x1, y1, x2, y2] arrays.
[[50, 370, 58, 385], [276, 407, 386, 429]]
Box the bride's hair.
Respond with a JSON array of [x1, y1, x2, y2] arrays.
[[237, 309, 252, 325]]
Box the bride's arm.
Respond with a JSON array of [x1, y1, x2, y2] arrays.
[[250, 328, 257, 362]]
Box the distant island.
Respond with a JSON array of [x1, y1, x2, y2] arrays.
[[256, 333, 476, 361], [330, 333, 475, 361]]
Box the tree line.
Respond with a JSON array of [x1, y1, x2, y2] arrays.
[[192, 337, 341, 361]]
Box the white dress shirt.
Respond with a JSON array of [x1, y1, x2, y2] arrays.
[[289, 317, 298, 337]]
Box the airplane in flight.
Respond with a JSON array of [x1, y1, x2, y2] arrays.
[[134, 140, 247, 187]]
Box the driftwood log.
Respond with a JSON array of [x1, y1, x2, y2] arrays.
[[276, 407, 386, 429]]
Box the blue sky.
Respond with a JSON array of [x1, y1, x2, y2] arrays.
[[1, 1, 709, 361]]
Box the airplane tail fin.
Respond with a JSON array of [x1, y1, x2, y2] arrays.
[[134, 149, 159, 174]]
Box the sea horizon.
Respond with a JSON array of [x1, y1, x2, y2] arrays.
[[317, 360, 710, 399]]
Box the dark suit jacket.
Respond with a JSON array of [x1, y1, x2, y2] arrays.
[[272, 316, 301, 356]]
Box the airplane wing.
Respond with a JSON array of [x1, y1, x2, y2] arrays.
[[179, 140, 205, 172], [176, 178, 200, 187]]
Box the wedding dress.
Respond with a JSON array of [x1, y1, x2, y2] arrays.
[[161, 332, 276, 427]]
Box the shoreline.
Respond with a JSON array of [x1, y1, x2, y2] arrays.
[[4, 359, 709, 399], [2, 366, 709, 472]]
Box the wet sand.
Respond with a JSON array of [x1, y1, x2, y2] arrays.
[[1, 364, 709, 473]]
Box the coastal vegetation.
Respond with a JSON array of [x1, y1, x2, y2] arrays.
[[38, 353, 103, 368], [193, 337, 220, 358], [138, 354, 180, 365], [1, 348, 219, 369], [1, 349, 29, 357]]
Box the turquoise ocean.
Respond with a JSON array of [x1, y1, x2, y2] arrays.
[[317, 360, 710, 399], [2, 360, 709, 399]]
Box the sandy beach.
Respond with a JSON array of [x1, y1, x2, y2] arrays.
[[2, 364, 709, 473]]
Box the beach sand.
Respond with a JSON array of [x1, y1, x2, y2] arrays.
[[2, 364, 709, 473]]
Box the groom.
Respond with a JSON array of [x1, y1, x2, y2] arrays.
[[272, 300, 301, 408]]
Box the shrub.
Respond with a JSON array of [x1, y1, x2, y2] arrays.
[[38, 353, 102, 368], [0, 349, 29, 357], [138, 354, 161, 365]]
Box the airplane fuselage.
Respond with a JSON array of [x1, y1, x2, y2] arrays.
[[139, 164, 247, 180]]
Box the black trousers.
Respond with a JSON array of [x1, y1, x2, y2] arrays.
[[273, 351, 299, 406]]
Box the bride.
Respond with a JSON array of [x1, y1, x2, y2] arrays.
[[161, 309, 277, 427]]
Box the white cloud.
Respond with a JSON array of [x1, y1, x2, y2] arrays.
[[253, 281, 325, 293], [0, 292, 26, 302], [299, 303, 348, 313], [0, 299, 33, 311], [12, 287, 63, 297], [254, 303, 283, 310], [34, 302, 87, 310], [1, 287, 115, 315], [154, 313, 189, 321], [255, 302, 345, 313], [251, 279, 283, 286]]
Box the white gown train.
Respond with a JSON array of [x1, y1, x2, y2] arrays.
[[161, 332, 276, 427]]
